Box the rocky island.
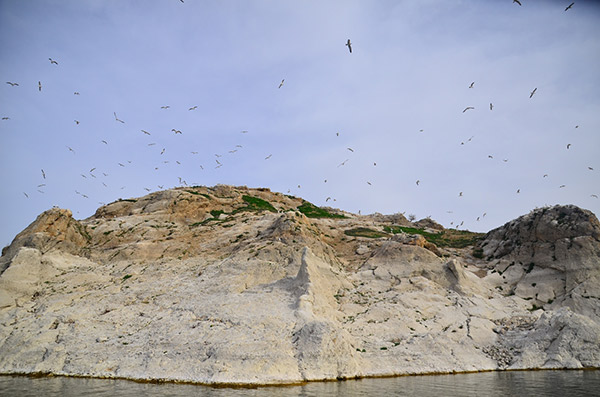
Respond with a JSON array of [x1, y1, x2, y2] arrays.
[[1, 185, 599, 385]]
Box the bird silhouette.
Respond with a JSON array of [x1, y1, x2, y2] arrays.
[[463, 107, 474, 113], [469, 82, 474, 88], [513, 0, 522, 5], [278, 79, 284, 88], [490, 103, 494, 110], [588, 167, 594, 171], [172, 129, 182, 134], [74, 120, 80, 125], [49, 58, 58, 65], [592, 194, 598, 199], [142, 130, 151, 135], [338, 159, 349, 167], [38, 81, 42, 91], [565, 2, 574, 11], [346, 39, 352, 53], [6, 82, 19, 86], [347, 147, 354, 152], [102, 140, 108, 145], [567, 144, 572, 149], [113, 112, 125, 123], [265, 154, 272, 160], [189, 106, 198, 111], [416, 180, 420, 186], [459, 192, 463, 197], [529, 87, 537, 98], [161, 106, 170, 109], [41, 169, 46, 179]]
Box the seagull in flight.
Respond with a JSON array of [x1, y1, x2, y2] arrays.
[[416, 180, 420, 186], [74, 92, 80, 95], [265, 154, 272, 160], [172, 129, 182, 134], [189, 106, 198, 111], [49, 58, 58, 65], [102, 140, 108, 145], [6, 82, 19, 86], [142, 130, 151, 135], [592, 194, 598, 199], [161, 106, 170, 109], [469, 82, 474, 88], [567, 143, 572, 149], [529, 87, 537, 98], [41, 169, 46, 179], [38, 81, 42, 91], [463, 106, 474, 113], [490, 103, 494, 110], [513, 0, 522, 5], [338, 159, 349, 167], [278, 79, 284, 88], [114, 112, 125, 123], [66, 146, 75, 153], [346, 39, 352, 53], [565, 2, 575, 11], [347, 147, 354, 152]]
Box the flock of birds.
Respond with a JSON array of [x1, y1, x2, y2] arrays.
[[2, 0, 597, 233]]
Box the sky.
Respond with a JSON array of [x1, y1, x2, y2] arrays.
[[1, 0, 599, 248]]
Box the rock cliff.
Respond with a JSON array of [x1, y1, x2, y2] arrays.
[[0, 185, 599, 385]]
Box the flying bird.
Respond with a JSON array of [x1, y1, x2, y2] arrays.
[[23, 192, 29, 198], [338, 159, 349, 167], [565, 2, 574, 11], [74, 92, 80, 95], [66, 146, 75, 153], [49, 58, 58, 65], [463, 107, 474, 113], [592, 194, 598, 199], [172, 129, 182, 134], [416, 180, 420, 186], [74, 120, 80, 125], [1, 117, 9, 120], [189, 106, 198, 111], [567, 143, 572, 149], [278, 79, 284, 88], [113, 112, 125, 123], [367, 181, 372, 186], [513, 0, 522, 5], [490, 103, 494, 110], [241, 130, 248, 133], [459, 192, 463, 197], [516, 189, 520, 193], [347, 147, 354, 152], [468, 82, 474, 88], [559, 184, 566, 188], [161, 106, 170, 109], [41, 169, 46, 179], [588, 167, 594, 171], [529, 87, 537, 98], [6, 82, 19, 86], [142, 130, 151, 135], [346, 39, 352, 53], [38, 81, 42, 91], [265, 154, 272, 160]]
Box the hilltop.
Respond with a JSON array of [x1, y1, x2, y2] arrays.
[[0, 185, 599, 385]]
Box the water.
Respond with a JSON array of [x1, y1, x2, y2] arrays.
[[1, 370, 599, 397]]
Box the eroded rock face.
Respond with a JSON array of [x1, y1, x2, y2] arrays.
[[479, 205, 600, 320], [0, 187, 598, 385]]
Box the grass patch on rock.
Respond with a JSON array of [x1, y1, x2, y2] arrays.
[[384, 226, 484, 248], [297, 201, 345, 219], [344, 228, 389, 239]]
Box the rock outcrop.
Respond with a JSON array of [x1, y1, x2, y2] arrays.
[[0, 186, 598, 385]]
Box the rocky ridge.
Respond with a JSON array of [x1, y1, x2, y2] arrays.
[[0, 185, 599, 385]]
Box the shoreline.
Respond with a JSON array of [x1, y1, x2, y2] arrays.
[[2, 367, 600, 389]]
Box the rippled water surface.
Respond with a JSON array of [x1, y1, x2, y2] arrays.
[[1, 370, 599, 396]]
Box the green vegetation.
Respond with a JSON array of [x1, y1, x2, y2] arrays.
[[122, 274, 132, 281], [120, 199, 137, 203], [297, 201, 345, 219], [238, 195, 277, 213], [210, 210, 224, 218], [384, 226, 484, 248], [344, 227, 389, 239]]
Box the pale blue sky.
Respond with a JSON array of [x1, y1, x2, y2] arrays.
[[1, 0, 599, 247]]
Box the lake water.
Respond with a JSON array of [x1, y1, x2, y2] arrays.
[[1, 370, 599, 396]]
